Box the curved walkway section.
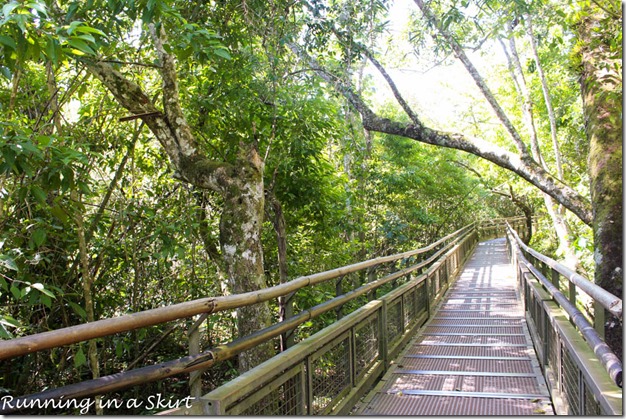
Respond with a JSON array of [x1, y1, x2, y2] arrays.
[[356, 238, 554, 415]]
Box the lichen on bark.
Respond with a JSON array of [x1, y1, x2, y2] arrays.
[[577, 3, 622, 358], [87, 28, 276, 372]]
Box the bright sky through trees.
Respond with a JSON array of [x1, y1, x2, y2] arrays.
[[368, 1, 508, 130]]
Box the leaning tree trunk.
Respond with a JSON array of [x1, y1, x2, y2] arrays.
[[504, 31, 579, 270], [577, 3, 622, 358], [87, 25, 276, 372]]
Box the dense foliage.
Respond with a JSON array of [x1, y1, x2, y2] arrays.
[[0, 0, 619, 413]]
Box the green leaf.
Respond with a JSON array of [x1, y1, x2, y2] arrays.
[[0, 254, 18, 271], [31, 185, 47, 204], [213, 48, 231, 59], [40, 293, 52, 307], [0, 35, 17, 50], [67, 38, 96, 55], [32, 228, 46, 247], [0, 315, 20, 328], [69, 301, 87, 320], [115, 341, 123, 357], [0, 324, 12, 339], [73, 25, 106, 37], [66, 20, 82, 35], [2, 2, 19, 18], [45, 35, 59, 64], [26, 1, 48, 17], [50, 204, 69, 224], [74, 33, 95, 44], [32, 282, 55, 298], [10, 285, 21, 300], [74, 346, 86, 367]]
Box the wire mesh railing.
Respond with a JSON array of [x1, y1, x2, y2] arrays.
[[506, 223, 622, 415], [170, 222, 487, 415], [0, 218, 529, 414]]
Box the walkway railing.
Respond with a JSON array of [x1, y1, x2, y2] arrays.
[[0, 217, 528, 414], [506, 223, 622, 415], [171, 221, 484, 415]]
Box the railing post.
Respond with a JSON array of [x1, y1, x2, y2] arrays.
[[305, 356, 313, 415], [568, 280, 576, 306], [336, 276, 344, 320], [595, 302, 606, 339], [367, 267, 377, 301], [425, 273, 432, 317], [349, 328, 356, 388], [379, 301, 388, 372], [282, 292, 296, 350], [188, 313, 208, 399], [551, 268, 560, 290]]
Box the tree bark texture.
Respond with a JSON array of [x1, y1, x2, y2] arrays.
[[524, 14, 564, 180], [577, 4, 623, 358], [86, 26, 274, 371], [219, 145, 274, 371]]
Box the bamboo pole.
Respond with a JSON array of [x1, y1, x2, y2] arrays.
[[508, 224, 622, 318], [0, 223, 475, 361]]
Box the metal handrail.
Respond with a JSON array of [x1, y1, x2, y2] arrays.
[[0, 220, 488, 413], [170, 228, 481, 415], [506, 224, 623, 387], [507, 223, 622, 319], [0, 223, 473, 361]]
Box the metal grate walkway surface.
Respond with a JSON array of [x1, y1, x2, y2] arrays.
[[356, 238, 554, 415]]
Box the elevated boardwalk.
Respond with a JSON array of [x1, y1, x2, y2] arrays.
[[3, 219, 620, 415], [356, 239, 554, 415]]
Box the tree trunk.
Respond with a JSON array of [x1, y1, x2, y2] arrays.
[[413, 0, 529, 158], [73, 190, 103, 414], [88, 26, 276, 372], [504, 31, 579, 270], [265, 189, 294, 350], [219, 144, 274, 371], [577, 3, 623, 358], [289, 42, 593, 225]]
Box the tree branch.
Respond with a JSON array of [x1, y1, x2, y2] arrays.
[[85, 35, 235, 193], [413, 0, 531, 159], [288, 43, 593, 225]]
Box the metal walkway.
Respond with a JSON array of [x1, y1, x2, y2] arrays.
[[356, 238, 554, 415]]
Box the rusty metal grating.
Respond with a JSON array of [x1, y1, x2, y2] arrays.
[[406, 342, 532, 358], [534, 298, 545, 347], [417, 334, 527, 345], [227, 367, 304, 415], [561, 346, 580, 415], [429, 318, 523, 326], [440, 303, 521, 310], [356, 238, 554, 416], [398, 357, 535, 374], [415, 282, 428, 318], [403, 289, 417, 327], [446, 298, 520, 304], [381, 373, 543, 395], [584, 384, 601, 415], [360, 394, 552, 415], [436, 310, 522, 318], [426, 326, 524, 334], [386, 299, 403, 344], [547, 320, 559, 374]]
